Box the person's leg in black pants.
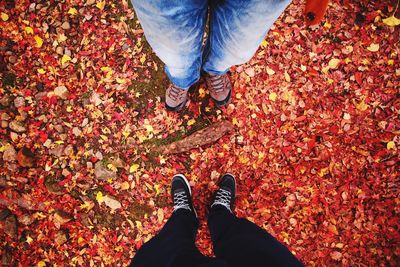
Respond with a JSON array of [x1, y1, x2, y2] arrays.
[[208, 174, 304, 267], [130, 175, 227, 267]]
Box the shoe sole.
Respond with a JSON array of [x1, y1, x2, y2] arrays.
[[165, 98, 188, 112], [213, 89, 232, 108]]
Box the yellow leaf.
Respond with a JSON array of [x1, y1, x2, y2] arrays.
[[328, 58, 340, 69], [154, 184, 161, 195], [319, 167, 329, 177], [144, 124, 153, 133], [61, 54, 71, 65], [58, 34, 67, 43], [284, 71, 291, 82], [116, 77, 125, 84], [120, 181, 130, 190], [129, 164, 139, 173], [232, 117, 239, 126], [107, 163, 117, 172], [140, 54, 146, 64], [37, 261, 46, 267], [387, 141, 396, 150], [24, 26, 34, 34], [34, 35, 43, 48], [266, 67, 275, 75], [187, 119, 196, 126], [387, 59, 394, 65], [261, 40, 268, 48], [26, 235, 33, 244], [101, 66, 111, 72], [66, 106, 73, 112], [269, 92, 278, 101], [366, 43, 379, 52], [354, 99, 369, 111], [382, 15, 400, 26], [68, 7, 78, 15], [96, 1, 106, 10], [1, 12, 9, 21], [37, 68, 46, 74], [96, 191, 104, 203]]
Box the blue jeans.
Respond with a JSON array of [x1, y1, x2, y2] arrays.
[[131, 0, 291, 89]]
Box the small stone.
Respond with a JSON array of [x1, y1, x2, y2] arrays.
[[2, 144, 17, 162], [1, 121, 8, 128], [64, 47, 72, 57], [9, 120, 26, 133], [0, 95, 11, 106], [4, 214, 18, 238], [63, 144, 74, 156], [43, 139, 52, 148], [61, 21, 70, 30], [0, 209, 12, 221], [86, 0, 96, 5], [8, 55, 17, 64], [14, 97, 25, 108], [54, 124, 64, 133], [54, 86, 69, 99], [53, 210, 73, 226], [49, 145, 65, 158], [18, 214, 35, 226], [1, 113, 10, 121], [94, 161, 117, 180], [72, 127, 81, 137], [81, 118, 89, 127], [56, 46, 64, 55], [55, 230, 68, 245], [95, 151, 103, 160]]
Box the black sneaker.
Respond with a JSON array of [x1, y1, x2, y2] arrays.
[[211, 173, 236, 213], [171, 174, 197, 217]]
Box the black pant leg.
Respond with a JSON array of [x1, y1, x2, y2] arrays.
[[208, 208, 304, 267], [131, 210, 227, 267]]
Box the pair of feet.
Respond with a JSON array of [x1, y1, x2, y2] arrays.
[[171, 173, 236, 216], [166, 73, 232, 112]]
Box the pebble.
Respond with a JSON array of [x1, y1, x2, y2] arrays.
[[9, 120, 26, 133], [61, 21, 70, 30], [1, 113, 10, 121], [14, 97, 25, 108], [1, 121, 8, 128], [95, 151, 103, 160], [72, 127, 82, 137], [56, 46, 64, 55], [63, 144, 74, 156], [94, 161, 117, 180], [54, 86, 69, 99], [2, 144, 17, 162]]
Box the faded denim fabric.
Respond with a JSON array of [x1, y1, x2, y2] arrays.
[[131, 0, 291, 89]]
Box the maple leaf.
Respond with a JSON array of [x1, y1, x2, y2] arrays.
[[34, 35, 43, 48]]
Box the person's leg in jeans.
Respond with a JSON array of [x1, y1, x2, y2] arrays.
[[203, 0, 292, 74], [130, 174, 227, 267], [202, 0, 292, 107], [207, 174, 304, 267], [130, 0, 207, 111]]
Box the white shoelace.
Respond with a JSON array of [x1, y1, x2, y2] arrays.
[[168, 85, 186, 101], [173, 191, 191, 212], [208, 75, 225, 93], [211, 188, 232, 212]]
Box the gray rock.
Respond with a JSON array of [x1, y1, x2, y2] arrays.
[[2, 144, 17, 162], [72, 127, 81, 137], [5, 214, 17, 238], [9, 121, 26, 133], [49, 145, 65, 158], [14, 97, 25, 108], [54, 86, 69, 100], [94, 161, 117, 180]]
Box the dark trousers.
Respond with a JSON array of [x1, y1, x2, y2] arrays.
[[130, 208, 304, 267]]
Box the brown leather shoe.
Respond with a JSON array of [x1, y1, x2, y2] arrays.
[[205, 73, 232, 107], [165, 84, 188, 112]]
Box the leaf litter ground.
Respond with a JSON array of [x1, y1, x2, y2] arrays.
[[0, 0, 399, 266]]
